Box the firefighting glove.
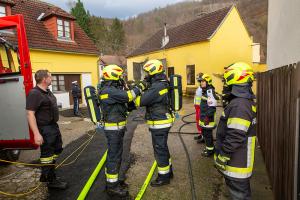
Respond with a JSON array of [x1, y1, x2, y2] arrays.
[[204, 117, 210, 125], [215, 154, 230, 171], [136, 80, 148, 91]]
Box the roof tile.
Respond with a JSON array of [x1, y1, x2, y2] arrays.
[[127, 6, 231, 57], [10, 0, 98, 55]]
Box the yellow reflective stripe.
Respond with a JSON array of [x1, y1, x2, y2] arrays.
[[100, 94, 108, 100], [222, 111, 225, 117], [127, 91, 133, 102], [53, 154, 59, 160], [159, 88, 168, 95], [104, 121, 126, 127], [227, 118, 251, 132], [199, 121, 216, 127], [206, 146, 214, 150], [250, 136, 256, 168], [86, 89, 97, 123], [226, 165, 253, 174], [252, 105, 257, 113], [147, 118, 174, 125], [135, 96, 141, 107], [106, 173, 118, 179], [174, 77, 179, 111], [40, 157, 53, 163], [157, 165, 170, 171]]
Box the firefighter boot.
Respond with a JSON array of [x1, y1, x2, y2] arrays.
[[106, 182, 129, 197], [194, 134, 202, 140], [47, 177, 68, 189], [201, 149, 215, 157], [150, 174, 170, 187]]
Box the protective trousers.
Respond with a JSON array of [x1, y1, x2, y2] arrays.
[[225, 177, 251, 200], [104, 129, 125, 187], [150, 127, 171, 178], [202, 129, 214, 150], [73, 98, 79, 115], [39, 124, 63, 182]]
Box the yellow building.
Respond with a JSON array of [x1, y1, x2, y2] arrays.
[[127, 6, 266, 94], [8, 0, 99, 108]]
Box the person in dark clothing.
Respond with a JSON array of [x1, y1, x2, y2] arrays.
[[215, 62, 256, 200], [71, 81, 81, 116], [98, 64, 144, 197], [198, 74, 219, 157], [26, 69, 67, 189], [134, 59, 174, 187]]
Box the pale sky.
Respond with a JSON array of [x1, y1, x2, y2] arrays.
[[43, 0, 188, 19]]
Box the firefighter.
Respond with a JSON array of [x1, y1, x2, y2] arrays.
[[134, 59, 174, 187], [198, 74, 219, 157], [98, 64, 145, 197], [71, 81, 81, 116], [26, 69, 67, 189], [194, 73, 204, 143], [215, 62, 256, 200]]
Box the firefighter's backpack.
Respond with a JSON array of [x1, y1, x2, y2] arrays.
[[84, 86, 102, 124], [169, 75, 183, 111]]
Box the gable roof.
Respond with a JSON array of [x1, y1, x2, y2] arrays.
[[127, 6, 232, 58], [11, 0, 98, 55]]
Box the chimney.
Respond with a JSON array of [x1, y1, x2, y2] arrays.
[[161, 23, 169, 48]]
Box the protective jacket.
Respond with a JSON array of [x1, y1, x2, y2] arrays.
[[98, 81, 140, 130], [199, 86, 218, 129], [71, 84, 81, 98], [135, 73, 174, 129], [215, 86, 256, 180]]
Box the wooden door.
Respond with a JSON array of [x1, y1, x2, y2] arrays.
[[64, 74, 81, 105]]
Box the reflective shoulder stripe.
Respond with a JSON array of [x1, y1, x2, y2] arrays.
[[100, 94, 109, 100], [159, 88, 168, 95], [252, 105, 257, 113], [127, 91, 133, 101], [227, 118, 251, 132], [87, 89, 97, 123], [135, 96, 141, 107]]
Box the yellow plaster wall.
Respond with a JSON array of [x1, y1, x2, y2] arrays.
[[29, 49, 99, 85]]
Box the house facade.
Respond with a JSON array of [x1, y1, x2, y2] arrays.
[[127, 6, 266, 94], [1, 0, 99, 108]]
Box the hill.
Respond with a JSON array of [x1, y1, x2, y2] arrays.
[[122, 0, 268, 61]]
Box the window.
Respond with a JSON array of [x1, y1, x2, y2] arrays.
[[52, 75, 65, 91], [186, 65, 195, 85], [167, 67, 174, 77], [57, 19, 71, 40], [0, 6, 6, 17]]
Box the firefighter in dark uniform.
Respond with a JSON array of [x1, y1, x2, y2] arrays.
[[98, 65, 144, 197], [198, 74, 219, 157], [26, 69, 67, 189], [215, 62, 256, 200], [134, 59, 174, 187], [71, 81, 81, 116]]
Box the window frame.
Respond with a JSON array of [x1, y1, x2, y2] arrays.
[[186, 64, 195, 85], [51, 74, 66, 92], [57, 18, 71, 40], [0, 5, 6, 17]]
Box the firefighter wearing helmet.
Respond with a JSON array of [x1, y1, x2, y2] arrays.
[[215, 62, 256, 200], [98, 65, 145, 197], [134, 59, 174, 187], [198, 73, 219, 157]]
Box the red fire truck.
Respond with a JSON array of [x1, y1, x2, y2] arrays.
[[0, 15, 36, 161]]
